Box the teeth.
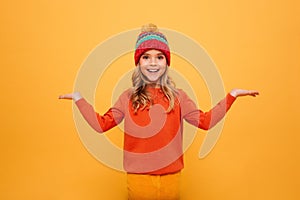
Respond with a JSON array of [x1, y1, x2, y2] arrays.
[[147, 69, 159, 72]]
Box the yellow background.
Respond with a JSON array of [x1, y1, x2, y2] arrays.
[[1, 0, 299, 199]]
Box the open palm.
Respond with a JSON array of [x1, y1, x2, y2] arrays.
[[230, 89, 259, 98]]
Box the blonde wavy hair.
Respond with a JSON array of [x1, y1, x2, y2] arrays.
[[130, 66, 177, 113]]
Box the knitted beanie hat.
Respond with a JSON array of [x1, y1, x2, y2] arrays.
[[134, 24, 170, 66]]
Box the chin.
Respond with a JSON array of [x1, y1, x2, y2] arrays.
[[147, 78, 160, 83]]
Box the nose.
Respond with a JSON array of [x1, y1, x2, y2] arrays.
[[150, 57, 157, 66]]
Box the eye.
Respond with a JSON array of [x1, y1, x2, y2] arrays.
[[157, 55, 165, 60], [142, 55, 149, 59]]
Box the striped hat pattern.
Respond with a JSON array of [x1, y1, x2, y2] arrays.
[[134, 31, 170, 66]]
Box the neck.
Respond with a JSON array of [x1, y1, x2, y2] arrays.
[[146, 83, 161, 88]]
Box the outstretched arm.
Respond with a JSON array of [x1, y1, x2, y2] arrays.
[[181, 88, 259, 130], [58, 92, 124, 133]]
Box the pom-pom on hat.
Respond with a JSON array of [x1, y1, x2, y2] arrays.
[[134, 24, 170, 66]]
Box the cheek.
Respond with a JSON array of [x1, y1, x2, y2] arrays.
[[159, 59, 167, 66], [160, 64, 167, 71], [139, 66, 147, 74], [138, 59, 144, 65]]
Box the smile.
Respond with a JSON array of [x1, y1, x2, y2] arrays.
[[147, 69, 159, 73]]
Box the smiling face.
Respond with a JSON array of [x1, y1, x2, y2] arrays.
[[138, 49, 167, 84]]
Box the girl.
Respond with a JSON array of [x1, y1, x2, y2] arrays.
[[59, 24, 259, 200]]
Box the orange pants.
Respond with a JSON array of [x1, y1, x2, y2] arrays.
[[127, 172, 181, 200]]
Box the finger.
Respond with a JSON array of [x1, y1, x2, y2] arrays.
[[58, 94, 72, 100], [251, 91, 259, 95], [250, 91, 259, 97]]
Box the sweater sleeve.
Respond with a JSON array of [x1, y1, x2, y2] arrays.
[[75, 95, 125, 133], [179, 90, 236, 130]]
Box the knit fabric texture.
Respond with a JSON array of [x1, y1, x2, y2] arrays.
[[134, 31, 171, 66]]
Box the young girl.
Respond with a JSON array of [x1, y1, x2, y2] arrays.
[[59, 24, 259, 200]]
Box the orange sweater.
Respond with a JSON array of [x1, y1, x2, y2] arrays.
[[75, 88, 236, 175]]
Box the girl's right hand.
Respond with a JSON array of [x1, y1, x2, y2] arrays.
[[58, 92, 82, 101]]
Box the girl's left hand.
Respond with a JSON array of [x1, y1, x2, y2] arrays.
[[230, 89, 259, 98], [58, 92, 82, 101]]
